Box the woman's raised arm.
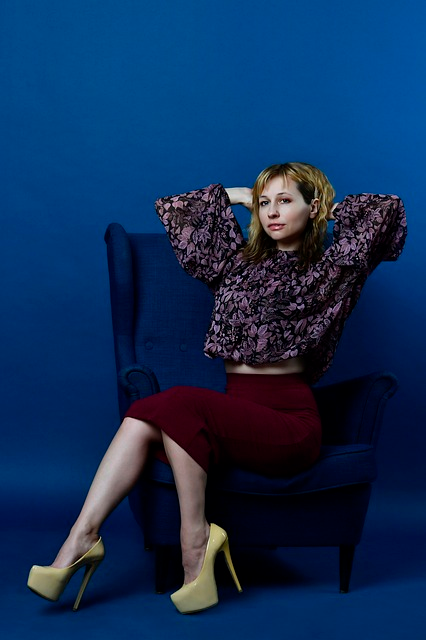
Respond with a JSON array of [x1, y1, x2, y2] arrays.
[[225, 187, 253, 210], [155, 184, 245, 285]]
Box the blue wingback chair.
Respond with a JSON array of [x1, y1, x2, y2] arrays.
[[104, 223, 398, 594]]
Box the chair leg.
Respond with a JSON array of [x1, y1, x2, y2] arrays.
[[339, 544, 355, 593], [155, 545, 172, 594]]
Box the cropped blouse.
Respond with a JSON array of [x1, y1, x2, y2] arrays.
[[155, 184, 407, 384]]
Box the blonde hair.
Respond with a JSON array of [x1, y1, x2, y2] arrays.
[[243, 162, 335, 268]]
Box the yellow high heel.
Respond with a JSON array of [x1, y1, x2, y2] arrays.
[[170, 523, 242, 614], [27, 537, 104, 611]]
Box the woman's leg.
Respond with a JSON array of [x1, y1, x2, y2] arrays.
[[51, 417, 162, 568], [162, 433, 209, 584], [51, 417, 210, 584]]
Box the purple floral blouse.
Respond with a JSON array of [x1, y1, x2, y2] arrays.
[[155, 184, 407, 384]]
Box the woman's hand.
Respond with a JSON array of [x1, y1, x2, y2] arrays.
[[225, 187, 253, 211], [327, 202, 339, 221]]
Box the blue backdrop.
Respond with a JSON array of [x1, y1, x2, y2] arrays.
[[1, 0, 424, 521]]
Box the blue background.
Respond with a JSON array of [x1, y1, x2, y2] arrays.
[[2, 2, 426, 639], [1, 0, 424, 521]]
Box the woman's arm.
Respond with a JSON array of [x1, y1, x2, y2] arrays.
[[225, 187, 253, 210], [329, 193, 407, 269], [155, 184, 245, 285]]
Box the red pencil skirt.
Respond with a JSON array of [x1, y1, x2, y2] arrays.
[[125, 373, 321, 477]]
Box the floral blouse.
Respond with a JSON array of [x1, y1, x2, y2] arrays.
[[155, 184, 407, 384]]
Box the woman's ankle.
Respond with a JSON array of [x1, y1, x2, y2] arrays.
[[180, 521, 210, 583], [51, 528, 100, 568]]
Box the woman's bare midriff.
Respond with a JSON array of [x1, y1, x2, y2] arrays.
[[224, 356, 305, 375]]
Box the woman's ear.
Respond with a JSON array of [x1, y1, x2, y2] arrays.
[[309, 198, 320, 218]]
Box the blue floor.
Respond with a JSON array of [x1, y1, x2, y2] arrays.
[[2, 491, 425, 640]]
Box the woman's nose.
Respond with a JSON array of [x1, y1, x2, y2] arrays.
[[268, 207, 279, 218]]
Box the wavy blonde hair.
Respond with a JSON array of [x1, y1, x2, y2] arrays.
[[243, 162, 335, 268]]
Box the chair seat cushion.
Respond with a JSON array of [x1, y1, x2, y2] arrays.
[[145, 444, 376, 496]]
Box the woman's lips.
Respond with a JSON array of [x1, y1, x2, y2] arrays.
[[268, 224, 285, 230]]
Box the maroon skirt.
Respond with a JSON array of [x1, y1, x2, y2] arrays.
[[125, 373, 321, 477]]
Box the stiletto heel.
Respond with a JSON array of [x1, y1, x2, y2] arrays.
[[170, 523, 242, 614], [71, 559, 102, 611], [27, 537, 104, 611], [222, 538, 242, 592]]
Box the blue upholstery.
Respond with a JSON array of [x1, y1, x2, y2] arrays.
[[141, 444, 376, 495], [105, 223, 398, 592]]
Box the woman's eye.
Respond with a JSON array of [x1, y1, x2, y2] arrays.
[[259, 200, 269, 207], [280, 198, 291, 204]]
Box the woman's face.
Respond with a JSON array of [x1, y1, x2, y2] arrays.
[[258, 176, 318, 251]]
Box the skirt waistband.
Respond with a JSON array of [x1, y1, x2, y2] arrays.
[[226, 372, 309, 388], [225, 372, 317, 412]]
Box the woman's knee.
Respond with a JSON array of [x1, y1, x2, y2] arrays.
[[120, 416, 162, 444]]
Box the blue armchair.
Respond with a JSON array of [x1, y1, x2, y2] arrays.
[[104, 223, 398, 594]]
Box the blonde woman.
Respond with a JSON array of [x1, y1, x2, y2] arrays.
[[28, 162, 407, 614]]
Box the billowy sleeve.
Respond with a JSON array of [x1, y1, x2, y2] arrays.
[[329, 193, 407, 272], [155, 183, 245, 285]]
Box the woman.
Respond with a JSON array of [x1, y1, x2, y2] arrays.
[[27, 162, 407, 613]]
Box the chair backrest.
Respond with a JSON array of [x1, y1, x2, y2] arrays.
[[105, 225, 226, 393]]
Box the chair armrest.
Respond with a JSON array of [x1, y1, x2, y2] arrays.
[[313, 371, 398, 448], [118, 364, 161, 399], [117, 365, 161, 416]]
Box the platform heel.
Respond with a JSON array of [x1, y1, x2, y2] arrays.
[[27, 537, 104, 611]]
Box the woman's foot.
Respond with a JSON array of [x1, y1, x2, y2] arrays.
[[28, 537, 105, 610], [170, 524, 242, 614], [180, 521, 210, 584], [51, 530, 100, 569]]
